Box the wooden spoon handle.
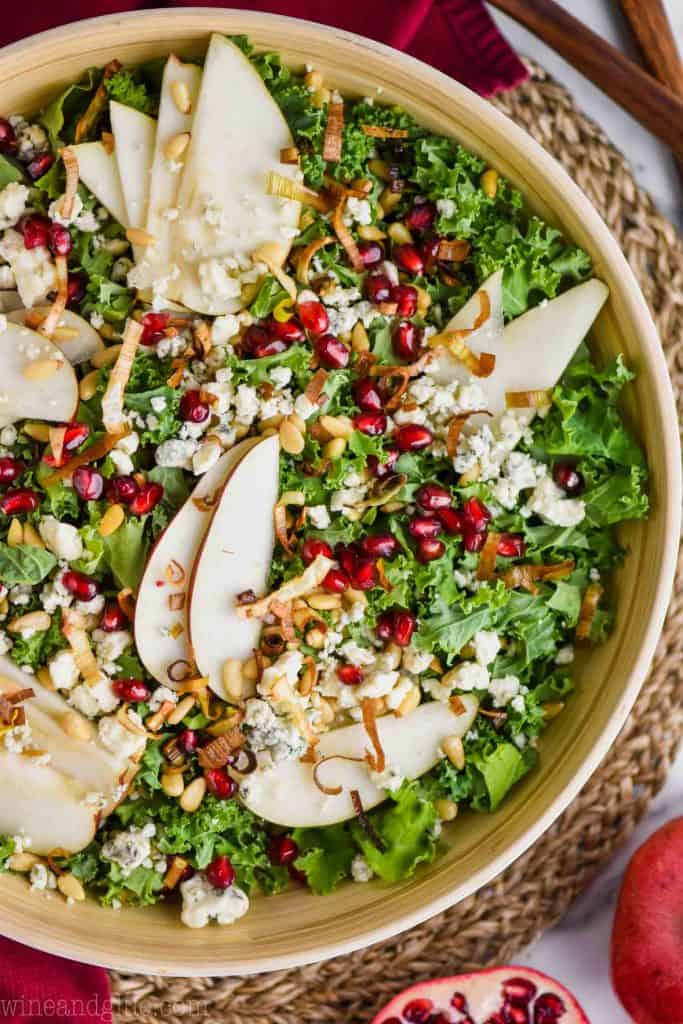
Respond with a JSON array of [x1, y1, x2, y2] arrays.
[[617, 0, 683, 95], [489, 0, 683, 161]]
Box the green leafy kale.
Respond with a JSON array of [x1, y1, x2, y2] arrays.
[[0, 543, 56, 585], [104, 70, 157, 114], [9, 612, 67, 672]]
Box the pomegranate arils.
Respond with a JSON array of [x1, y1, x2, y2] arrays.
[[20, 214, 50, 250], [392, 321, 422, 361], [393, 243, 424, 276], [48, 223, 73, 257], [314, 333, 350, 370], [358, 240, 384, 267], [73, 465, 104, 502], [393, 609, 417, 647], [353, 378, 384, 413], [253, 337, 288, 358], [462, 496, 491, 532], [417, 482, 452, 512], [504, 1006, 529, 1024], [112, 678, 150, 703], [268, 835, 299, 866], [205, 767, 237, 800], [403, 998, 434, 1023], [352, 557, 377, 590], [392, 284, 418, 318], [100, 602, 127, 632], [361, 533, 398, 559], [107, 474, 139, 504], [463, 526, 485, 553], [0, 488, 39, 515], [67, 274, 86, 304], [266, 316, 305, 342], [354, 412, 387, 436], [365, 273, 393, 304], [552, 462, 584, 496], [421, 236, 442, 274], [451, 993, 468, 1011], [178, 729, 198, 754], [532, 994, 565, 1024], [322, 567, 349, 593], [26, 153, 54, 181], [417, 537, 445, 562], [298, 300, 329, 336], [408, 516, 442, 540], [338, 663, 364, 685], [62, 570, 98, 601], [206, 854, 235, 890], [288, 862, 308, 885], [375, 611, 396, 642], [130, 482, 164, 516], [180, 389, 210, 423], [0, 118, 17, 154], [368, 447, 399, 479], [0, 457, 25, 486], [395, 424, 433, 452], [497, 534, 526, 558], [242, 325, 271, 354], [140, 311, 169, 346], [301, 538, 333, 564], [63, 422, 90, 451], [405, 200, 436, 233], [335, 544, 359, 579]]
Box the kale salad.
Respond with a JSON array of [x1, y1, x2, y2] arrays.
[[0, 33, 648, 928]]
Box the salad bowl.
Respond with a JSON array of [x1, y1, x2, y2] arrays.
[[0, 8, 679, 976]]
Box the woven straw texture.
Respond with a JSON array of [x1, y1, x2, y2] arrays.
[[111, 60, 683, 1023]]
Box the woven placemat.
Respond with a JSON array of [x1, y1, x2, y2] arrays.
[[111, 60, 683, 1023]]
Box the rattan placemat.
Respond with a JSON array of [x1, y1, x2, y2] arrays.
[[111, 60, 683, 1023]]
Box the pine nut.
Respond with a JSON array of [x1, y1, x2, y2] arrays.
[[304, 69, 323, 90], [319, 414, 353, 439], [357, 225, 386, 241], [52, 326, 80, 342], [260, 414, 284, 432], [379, 187, 402, 214], [23, 422, 51, 442], [307, 592, 341, 611], [342, 588, 368, 609], [383, 644, 403, 671], [279, 490, 305, 506], [435, 798, 459, 822], [388, 222, 413, 245], [351, 321, 370, 353], [7, 519, 23, 547], [323, 437, 347, 459], [289, 412, 306, 433], [481, 168, 499, 198], [279, 417, 305, 455], [170, 80, 192, 114], [318, 698, 335, 725], [79, 369, 100, 401], [8, 852, 41, 872], [179, 776, 206, 812], [305, 627, 326, 649], [126, 227, 156, 247], [311, 87, 331, 109], [161, 772, 186, 798], [542, 701, 565, 720], [22, 523, 44, 548], [23, 358, 60, 381], [164, 131, 190, 161], [396, 683, 421, 717], [91, 344, 121, 369], [368, 158, 391, 182], [222, 658, 246, 702], [37, 666, 53, 689], [98, 503, 125, 537], [61, 711, 93, 742], [166, 695, 195, 726], [442, 734, 465, 770], [9, 610, 51, 633], [57, 873, 86, 902]]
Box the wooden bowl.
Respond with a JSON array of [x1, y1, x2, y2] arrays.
[[0, 9, 679, 976]]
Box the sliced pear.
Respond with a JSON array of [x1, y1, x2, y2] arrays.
[[240, 696, 479, 828], [188, 434, 280, 698], [8, 307, 103, 365], [134, 437, 259, 686], [0, 658, 137, 855], [0, 290, 23, 313], [71, 141, 129, 228], [169, 34, 300, 314], [0, 321, 78, 428], [110, 101, 156, 233], [428, 269, 504, 387]]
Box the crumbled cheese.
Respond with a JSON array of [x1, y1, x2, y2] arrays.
[[307, 504, 331, 530], [351, 855, 374, 883], [38, 517, 83, 562], [293, 393, 318, 421], [148, 686, 178, 712], [370, 763, 404, 792], [235, 384, 260, 425], [93, 628, 132, 675], [69, 678, 119, 718], [0, 182, 29, 230], [243, 698, 307, 762], [344, 197, 372, 226], [525, 476, 586, 527], [436, 198, 456, 220], [48, 649, 79, 691], [0, 229, 56, 307], [3, 724, 32, 753], [180, 873, 249, 929], [0, 424, 17, 447], [155, 438, 197, 470], [424, 661, 489, 702], [109, 449, 134, 476], [40, 571, 73, 614], [555, 645, 575, 665], [198, 259, 241, 303], [488, 674, 522, 708], [30, 862, 57, 892], [10, 117, 48, 163], [270, 366, 292, 389], [98, 715, 147, 758], [401, 647, 433, 675], [101, 824, 156, 875], [472, 630, 500, 667]]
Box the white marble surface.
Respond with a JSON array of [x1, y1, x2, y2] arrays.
[[483, 4, 682, 1016]]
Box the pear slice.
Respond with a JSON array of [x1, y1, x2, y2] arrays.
[[188, 434, 280, 698], [110, 101, 156, 233], [169, 34, 300, 314], [134, 437, 259, 686], [0, 658, 137, 855], [70, 141, 128, 228], [0, 321, 78, 428], [427, 269, 504, 387], [8, 307, 103, 365], [240, 696, 479, 828]]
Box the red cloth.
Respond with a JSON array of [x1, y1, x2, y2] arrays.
[[0, 3, 525, 1021]]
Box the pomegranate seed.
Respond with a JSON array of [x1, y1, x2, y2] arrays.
[[205, 768, 237, 800], [335, 544, 360, 580], [241, 325, 271, 354], [367, 447, 399, 479], [425, 1015, 451, 1024], [140, 311, 169, 346], [361, 533, 398, 559], [67, 274, 86, 304], [338, 664, 364, 686], [364, 273, 393, 304], [0, 118, 17, 154], [288, 863, 308, 885], [417, 482, 452, 511], [353, 412, 387, 436], [353, 378, 384, 413], [265, 316, 305, 342], [416, 537, 445, 562], [451, 993, 469, 1011], [179, 389, 210, 423], [254, 338, 288, 358], [393, 609, 417, 646], [462, 496, 491, 532], [178, 729, 198, 754], [62, 570, 99, 601], [392, 321, 422, 361], [503, 978, 537, 1006], [129, 482, 163, 517], [533, 993, 565, 1023], [403, 998, 434, 1023], [395, 424, 433, 452], [205, 855, 235, 890], [107, 475, 139, 504], [408, 516, 442, 539], [297, 300, 329, 336], [301, 538, 333, 564], [20, 215, 50, 249], [463, 526, 486, 552], [268, 835, 299, 866], [358, 240, 384, 267], [314, 334, 350, 370], [405, 200, 436, 232], [322, 567, 349, 593], [393, 243, 424, 276], [0, 488, 39, 515], [438, 508, 463, 534], [352, 557, 377, 591], [553, 462, 584, 496], [504, 1006, 529, 1024], [48, 223, 73, 257], [376, 611, 396, 642], [100, 602, 127, 632], [497, 533, 527, 557], [0, 457, 25, 486], [421, 236, 442, 274], [26, 153, 54, 181], [112, 678, 150, 702], [392, 283, 418, 317], [63, 422, 90, 451]]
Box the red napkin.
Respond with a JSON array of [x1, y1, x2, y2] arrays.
[[0, 3, 525, 1021]]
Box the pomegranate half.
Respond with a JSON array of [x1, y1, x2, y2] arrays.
[[371, 966, 590, 1024]]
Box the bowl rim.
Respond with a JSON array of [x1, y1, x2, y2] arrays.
[[0, 7, 680, 976]]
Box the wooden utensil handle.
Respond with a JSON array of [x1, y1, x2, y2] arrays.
[[618, 0, 683, 95], [489, 0, 683, 160]]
